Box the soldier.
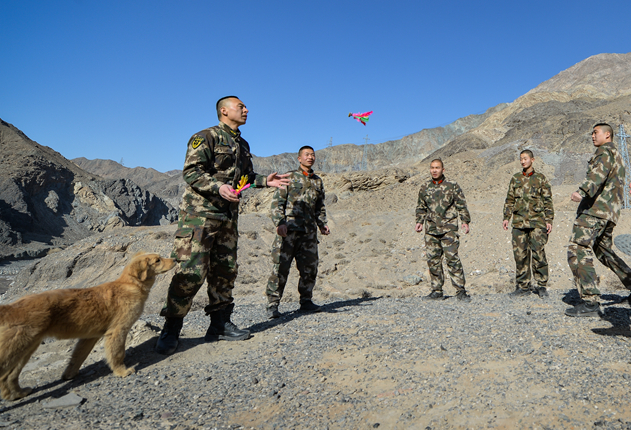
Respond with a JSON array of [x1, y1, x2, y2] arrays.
[[266, 146, 330, 319], [566, 123, 631, 317], [155, 96, 290, 355], [415, 159, 472, 301], [502, 150, 554, 298]]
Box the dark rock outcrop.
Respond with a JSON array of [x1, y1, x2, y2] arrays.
[[0, 119, 177, 261]]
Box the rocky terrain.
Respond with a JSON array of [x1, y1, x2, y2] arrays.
[[71, 158, 186, 209], [0, 120, 178, 261], [2, 52, 631, 428]]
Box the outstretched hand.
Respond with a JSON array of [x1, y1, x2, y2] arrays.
[[267, 172, 290, 188]]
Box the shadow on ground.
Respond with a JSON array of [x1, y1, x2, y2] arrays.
[[247, 296, 381, 335]]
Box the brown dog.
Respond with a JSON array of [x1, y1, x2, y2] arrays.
[[0, 253, 175, 401]]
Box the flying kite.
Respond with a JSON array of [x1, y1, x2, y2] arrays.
[[348, 111, 373, 126]]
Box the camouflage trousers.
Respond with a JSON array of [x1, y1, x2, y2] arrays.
[[160, 212, 239, 318], [568, 214, 631, 302], [266, 229, 319, 306], [512, 227, 549, 290], [425, 231, 466, 292]]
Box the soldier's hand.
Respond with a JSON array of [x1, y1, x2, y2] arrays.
[[277, 224, 288, 237], [546, 223, 553, 234], [219, 184, 240, 202], [267, 172, 291, 189], [415, 223, 423, 233], [462, 223, 470, 234], [502, 220, 509, 231], [570, 191, 583, 202], [320, 226, 331, 235]]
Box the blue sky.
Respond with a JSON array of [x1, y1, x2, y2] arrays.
[[2, 0, 630, 173]]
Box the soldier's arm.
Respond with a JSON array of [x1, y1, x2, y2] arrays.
[[415, 188, 428, 224], [578, 149, 612, 198], [455, 184, 471, 225], [182, 133, 226, 196], [503, 177, 515, 221], [270, 180, 289, 227], [542, 176, 554, 223], [240, 143, 268, 188], [315, 180, 327, 230]]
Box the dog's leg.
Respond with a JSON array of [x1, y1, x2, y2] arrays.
[[2, 338, 41, 401], [0, 327, 41, 401], [62, 337, 100, 380], [104, 329, 135, 377]]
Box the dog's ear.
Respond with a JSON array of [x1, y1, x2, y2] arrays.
[[135, 257, 149, 282]]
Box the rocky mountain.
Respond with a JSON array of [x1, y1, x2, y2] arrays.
[[72, 158, 185, 208], [431, 53, 631, 185], [0, 119, 178, 261]]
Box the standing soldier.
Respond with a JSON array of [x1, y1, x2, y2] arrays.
[[503, 150, 554, 298], [415, 159, 472, 301], [266, 146, 330, 319], [155, 96, 290, 355], [566, 123, 631, 317]]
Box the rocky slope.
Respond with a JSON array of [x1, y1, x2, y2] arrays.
[[72, 158, 186, 208], [432, 53, 631, 178], [0, 119, 178, 261]]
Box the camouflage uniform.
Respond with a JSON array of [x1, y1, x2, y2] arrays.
[[266, 169, 327, 305], [568, 141, 631, 301], [503, 170, 554, 291], [161, 122, 267, 318], [416, 177, 471, 293]]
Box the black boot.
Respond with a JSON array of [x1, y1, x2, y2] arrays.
[[204, 304, 250, 341], [155, 317, 183, 355]]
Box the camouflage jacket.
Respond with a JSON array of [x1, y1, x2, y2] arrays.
[[415, 177, 471, 235], [503, 170, 554, 229], [577, 141, 625, 224], [270, 169, 327, 233], [179, 122, 267, 220]]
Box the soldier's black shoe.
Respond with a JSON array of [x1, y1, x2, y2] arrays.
[[509, 288, 531, 298], [155, 317, 183, 355], [267, 304, 281, 319], [423, 291, 445, 300], [565, 302, 601, 318], [300, 300, 322, 312], [205, 304, 251, 341], [455, 290, 471, 302], [534, 286, 549, 298]]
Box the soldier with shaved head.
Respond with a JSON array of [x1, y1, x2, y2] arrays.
[[565, 123, 631, 317], [155, 96, 290, 355], [415, 159, 472, 302], [503, 150, 554, 299]]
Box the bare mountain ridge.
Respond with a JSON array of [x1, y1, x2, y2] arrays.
[[252, 103, 508, 175], [429, 53, 631, 182], [0, 119, 177, 261], [72, 157, 186, 208]]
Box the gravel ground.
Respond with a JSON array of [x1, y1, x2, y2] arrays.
[[2, 290, 631, 429]]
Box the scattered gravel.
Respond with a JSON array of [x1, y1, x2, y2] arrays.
[[2, 290, 631, 429]]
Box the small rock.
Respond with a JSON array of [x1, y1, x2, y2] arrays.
[[42, 393, 84, 409]]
